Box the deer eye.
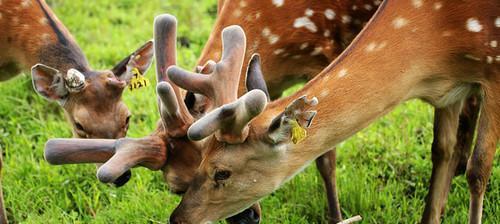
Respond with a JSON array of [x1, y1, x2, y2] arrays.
[[214, 170, 231, 181], [125, 115, 131, 128], [75, 122, 85, 132]]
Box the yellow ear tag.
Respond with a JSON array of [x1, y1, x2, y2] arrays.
[[128, 67, 149, 91], [290, 119, 307, 144]]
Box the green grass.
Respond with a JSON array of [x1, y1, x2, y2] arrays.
[[0, 0, 498, 223]]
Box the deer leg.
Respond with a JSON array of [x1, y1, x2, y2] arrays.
[[315, 149, 342, 223], [0, 152, 7, 224], [466, 102, 498, 224], [437, 96, 481, 215], [421, 101, 462, 224]]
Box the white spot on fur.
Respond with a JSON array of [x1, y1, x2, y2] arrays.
[[320, 89, 330, 98], [365, 41, 387, 52], [39, 17, 48, 25], [305, 8, 314, 17], [365, 42, 377, 52], [373, 0, 381, 6], [377, 41, 387, 50], [341, 15, 351, 24], [300, 42, 309, 50], [392, 17, 408, 29], [364, 4, 373, 10], [311, 46, 323, 56], [412, 0, 423, 8], [324, 9, 335, 20], [233, 9, 242, 17], [352, 5, 358, 11], [274, 48, 285, 55], [21, 0, 31, 8], [294, 17, 318, 32], [466, 18, 483, 32], [433, 2, 443, 10], [338, 69, 348, 77], [491, 40, 498, 48], [240, 1, 247, 7], [486, 56, 493, 64], [262, 27, 271, 36], [496, 56, 500, 62], [269, 34, 280, 44], [272, 0, 284, 7], [323, 29, 331, 37], [261, 27, 279, 44], [464, 54, 481, 62], [495, 17, 500, 28]]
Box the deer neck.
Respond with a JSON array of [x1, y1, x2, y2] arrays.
[[0, 0, 90, 74], [257, 0, 493, 181], [198, 0, 379, 97]]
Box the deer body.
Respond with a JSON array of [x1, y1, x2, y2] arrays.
[[200, 0, 377, 98], [0, 0, 155, 222], [168, 0, 499, 223], [0, 0, 89, 81]]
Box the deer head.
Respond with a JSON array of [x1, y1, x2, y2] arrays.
[[31, 40, 154, 139], [168, 26, 318, 224], [44, 15, 269, 224]]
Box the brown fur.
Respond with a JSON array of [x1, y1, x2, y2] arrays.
[[0, 0, 153, 222], [170, 1, 499, 223]]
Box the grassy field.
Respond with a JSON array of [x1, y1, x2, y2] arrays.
[[0, 0, 498, 223]]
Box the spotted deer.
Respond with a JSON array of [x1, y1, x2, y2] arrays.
[[0, 0, 154, 222], [191, 0, 478, 222], [164, 0, 499, 223], [42, 14, 264, 224]]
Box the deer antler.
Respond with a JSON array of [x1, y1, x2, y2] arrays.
[[154, 14, 194, 137], [167, 25, 246, 108], [168, 26, 267, 143], [44, 137, 167, 183]]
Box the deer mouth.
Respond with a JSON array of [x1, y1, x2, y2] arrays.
[[225, 206, 261, 224], [112, 169, 132, 187]]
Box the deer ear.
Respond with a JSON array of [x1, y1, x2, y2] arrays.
[[245, 54, 270, 100], [111, 40, 154, 82], [267, 96, 318, 144], [31, 64, 68, 101]]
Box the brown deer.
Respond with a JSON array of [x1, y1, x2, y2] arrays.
[[43, 1, 381, 222], [0, 0, 154, 222], [165, 0, 499, 223], [43, 14, 264, 224], [44, 1, 483, 223], [189, 0, 478, 222]]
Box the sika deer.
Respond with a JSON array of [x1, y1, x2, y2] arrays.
[[0, 0, 154, 222], [167, 0, 499, 223], [43, 14, 265, 224]]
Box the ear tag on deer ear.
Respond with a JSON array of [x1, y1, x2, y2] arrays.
[[128, 67, 149, 91], [290, 119, 307, 144]]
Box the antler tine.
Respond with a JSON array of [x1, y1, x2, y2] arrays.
[[187, 89, 268, 144], [154, 14, 194, 137], [168, 25, 247, 108], [44, 137, 166, 184]]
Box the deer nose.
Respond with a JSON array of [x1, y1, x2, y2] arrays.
[[226, 207, 261, 224]]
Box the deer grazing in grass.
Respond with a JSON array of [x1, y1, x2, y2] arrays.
[[44, 1, 487, 223], [0, 0, 154, 222], [43, 14, 266, 224], [164, 0, 499, 223]]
